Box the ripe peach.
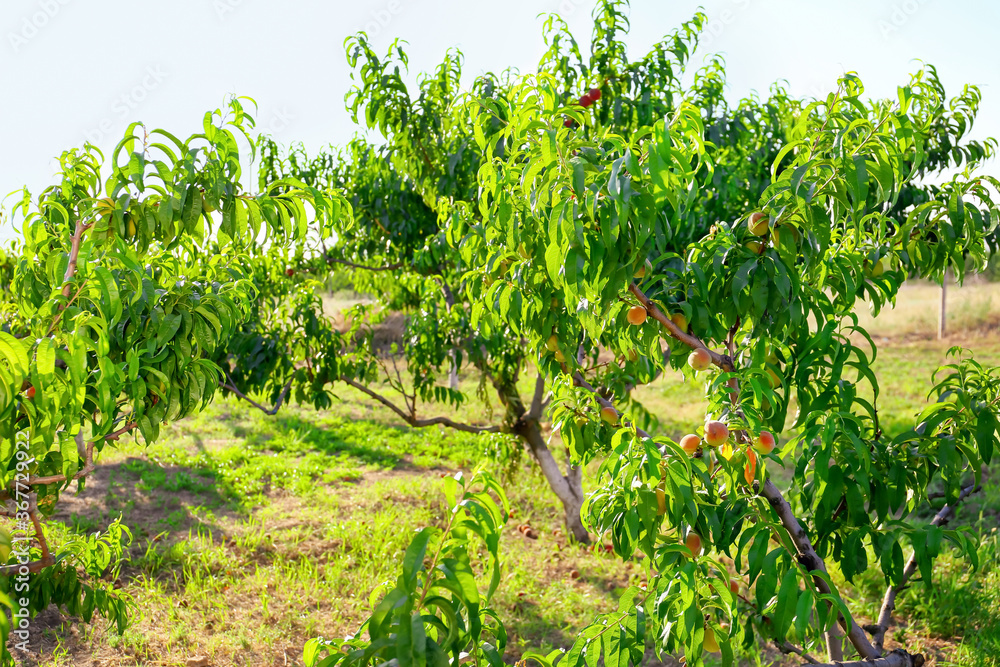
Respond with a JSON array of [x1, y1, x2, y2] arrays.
[[688, 348, 711, 371], [671, 312, 688, 332], [680, 434, 701, 455], [748, 211, 769, 236], [600, 406, 619, 425], [627, 306, 647, 326], [684, 532, 703, 558], [704, 420, 729, 448], [754, 431, 776, 455], [729, 579, 739, 594]]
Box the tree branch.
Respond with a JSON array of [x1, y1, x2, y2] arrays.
[[871, 483, 981, 652], [60, 219, 92, 299], [340, 377, 500, 434], [526, 372, 546, 421], [221, 375, 294, 416], [326, 257, 404, 272], [0, 499, 55, 576], [812, 649, 924, 667], [761, 479, 878, 660], [775, 640, 820, 664], [628, 283, 735, 372]]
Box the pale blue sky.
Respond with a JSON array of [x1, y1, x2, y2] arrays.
[[1, 0, 997, 226]]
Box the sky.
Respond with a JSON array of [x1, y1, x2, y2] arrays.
[[1, 0, 997, 236]]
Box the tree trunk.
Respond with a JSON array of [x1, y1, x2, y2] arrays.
[[490, 376, 590, 543], [517, 418, 589, 543]]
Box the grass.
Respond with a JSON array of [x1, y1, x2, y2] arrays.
[[12, 282, 1000, 666]]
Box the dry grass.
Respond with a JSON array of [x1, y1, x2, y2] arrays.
[[853, 279, 1000, 342]]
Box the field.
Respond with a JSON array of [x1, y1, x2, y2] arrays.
[[11, 281, 1000, 667]]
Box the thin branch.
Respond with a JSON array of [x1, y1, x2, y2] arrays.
[[0, 556, 55, 577], [340, 377, 500, 434], [29, 509, 50, 560], [871, 483, 981, 652], [24, 433, 94, 487], [0, 502, 55, 576], [628, 283, 734, 372], [326, 257, 404, 272], [221, 375, 294, 416], [60, 220, 93, 299], [775, 640, 820, 664]]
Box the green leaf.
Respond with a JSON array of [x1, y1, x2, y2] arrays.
[[975, 408, 996, 464], [401, 528, 433, 591]]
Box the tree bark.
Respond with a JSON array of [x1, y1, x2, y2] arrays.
[[516, 418, 589, 542], [492, 375, 590, 543], [871, 483, 979, 652], [761, 479, 878, 661], [813, 648, 924, 667]]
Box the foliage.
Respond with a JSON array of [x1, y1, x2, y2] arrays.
[[458, 12, 999, 662], [303, 470, 510, 667], [0, 99, 346, 665]]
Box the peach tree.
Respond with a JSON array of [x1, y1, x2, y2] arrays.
[[215, 4, 826, 544], [0, 99, 345, 664], [292, 4, 997, 667], [455, 50, 998, 667]]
